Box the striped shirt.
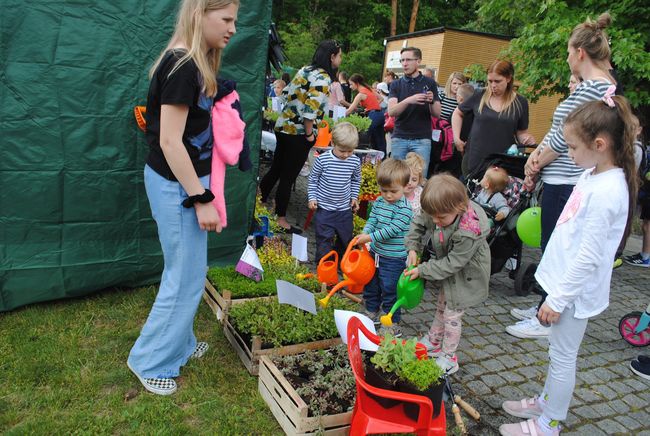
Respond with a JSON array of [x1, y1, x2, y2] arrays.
[[541, 80, 613, 185], [363, 196, 413, 258], [439, 91, 458, 122], [308, 150, 361, 211]]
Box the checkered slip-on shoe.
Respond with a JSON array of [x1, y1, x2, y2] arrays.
[[190, 342, 209, 359], [127, 361, 177, 396]]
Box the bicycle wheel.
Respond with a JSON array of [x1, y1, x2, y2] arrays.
[[618, 311, 650, 347]]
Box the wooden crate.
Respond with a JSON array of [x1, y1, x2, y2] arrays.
[[202, 279, 275, 323], [258, 355, 352, 435], [222, 317, 342, 376]]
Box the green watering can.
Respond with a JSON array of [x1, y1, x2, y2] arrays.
[[380, 266, 425, 326]]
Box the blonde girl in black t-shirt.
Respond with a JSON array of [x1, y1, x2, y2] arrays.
[[128, 0, 239, 396]]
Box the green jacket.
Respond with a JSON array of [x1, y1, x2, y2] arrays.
[[405, 201, 491, 310]]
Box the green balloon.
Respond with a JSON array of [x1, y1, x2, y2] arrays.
[[516, 207, 542, 248]]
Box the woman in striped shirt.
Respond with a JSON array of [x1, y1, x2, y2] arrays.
[[507, 13, 617, 342], [439, 72, 467, 122], [524, 13, 616, 252]]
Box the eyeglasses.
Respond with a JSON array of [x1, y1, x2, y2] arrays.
[[400, 58, 418, 63]]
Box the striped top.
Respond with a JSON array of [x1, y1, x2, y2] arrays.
[[439, 91, 459, 122], [307, 150, 361, 211], [541, 80, 613, 185], [363, 196, 413, 258]]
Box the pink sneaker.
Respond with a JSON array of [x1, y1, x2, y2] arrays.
[[502, 397, 543, 419], [499, 418, 559, 436]]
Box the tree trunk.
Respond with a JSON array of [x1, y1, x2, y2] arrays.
[[408, 0, 419, 33], [391, 0, 397, 36]]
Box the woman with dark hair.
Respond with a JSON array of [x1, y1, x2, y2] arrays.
[[451, 60, 535, 177], [259, 40, 342, 233], [345, 73, 386, 154]]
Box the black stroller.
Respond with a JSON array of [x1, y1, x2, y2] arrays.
[[465, 152, 540, 296]]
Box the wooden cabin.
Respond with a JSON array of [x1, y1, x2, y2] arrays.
[[383, 27, 560, 143]]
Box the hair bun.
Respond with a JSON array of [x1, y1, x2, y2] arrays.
[[596, 12, 612, 30]]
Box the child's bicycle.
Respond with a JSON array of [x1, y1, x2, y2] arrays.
[[619, 302, 650, 347]]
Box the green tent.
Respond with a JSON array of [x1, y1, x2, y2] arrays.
[[0, 1, 271, 311]]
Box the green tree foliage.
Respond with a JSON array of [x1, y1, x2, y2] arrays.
[[272, 0, 476, 81], [472, 0, 650, 106]]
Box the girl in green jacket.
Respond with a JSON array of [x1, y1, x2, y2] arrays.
[[404, 174, 491, 374]]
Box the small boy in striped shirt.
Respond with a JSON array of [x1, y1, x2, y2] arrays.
[[308, 122, 361, 263], [355, 159, 413, 337]]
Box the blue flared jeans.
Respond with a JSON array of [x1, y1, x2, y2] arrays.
[[127, 165, 209, 378]]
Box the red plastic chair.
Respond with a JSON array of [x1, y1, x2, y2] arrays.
[[346, 316, 446, 435]]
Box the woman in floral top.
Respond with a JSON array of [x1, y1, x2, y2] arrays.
[[260, 40, 342, 233]]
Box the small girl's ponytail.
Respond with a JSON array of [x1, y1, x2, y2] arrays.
[[564, 95, 639, 229]]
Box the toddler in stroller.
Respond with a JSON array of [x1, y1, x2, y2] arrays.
[[466, 153, 539, 296], [474, 166, 511, 227]]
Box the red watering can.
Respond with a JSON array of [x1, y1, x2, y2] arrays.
[[319, 238, 376, 307]]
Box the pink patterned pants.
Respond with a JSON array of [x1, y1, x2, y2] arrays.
[[428, 290, 464, 356]]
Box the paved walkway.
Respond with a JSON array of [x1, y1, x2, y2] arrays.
[[270, 164, 650, 435]]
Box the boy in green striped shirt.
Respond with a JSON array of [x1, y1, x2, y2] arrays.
[[356, 159, 413, 337]]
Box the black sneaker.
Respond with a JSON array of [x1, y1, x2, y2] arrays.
[[624, 253, 650, 267], [630, 358, 650, 380]]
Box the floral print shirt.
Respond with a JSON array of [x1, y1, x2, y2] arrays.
[[274, 66, 331, 136]]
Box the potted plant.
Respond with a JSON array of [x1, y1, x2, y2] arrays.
[[366, 333, 445, 418]]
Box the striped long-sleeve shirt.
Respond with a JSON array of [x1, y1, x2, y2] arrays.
[[307, 150, 361, 211], [541, 80, 613, 185], [363, 196, 412, 258]]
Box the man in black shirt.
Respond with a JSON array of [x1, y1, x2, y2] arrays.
[[387, 47, 441, 177]]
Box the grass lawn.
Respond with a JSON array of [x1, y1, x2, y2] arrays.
[[0, 286, 281, 434]]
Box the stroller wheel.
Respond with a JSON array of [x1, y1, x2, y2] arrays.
[[619, 311, 650, 347], [514, 262, 536, 296]]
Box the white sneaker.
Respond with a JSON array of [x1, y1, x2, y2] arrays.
[[299, 162, 310, 176], [505, 317, 550, 339], [436, 354, 459, 374], [418, 336, 442, 358], [510, 306, 538, 321]]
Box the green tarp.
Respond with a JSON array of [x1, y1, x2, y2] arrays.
[[0, 1, 271, 311]]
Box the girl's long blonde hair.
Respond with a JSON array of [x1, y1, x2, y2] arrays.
[[478, 60, 521, 118], [444, 72, 467, 97], [149, 0, 239, 97]]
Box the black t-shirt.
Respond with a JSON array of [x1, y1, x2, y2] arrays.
[[459, 90, 529, 175], [145, 49, 213, 180], [388, 74, 440, 139]]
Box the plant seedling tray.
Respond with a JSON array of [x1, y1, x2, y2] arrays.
[[202, 279, 275, 323], [222, 317, 342, 376], [258, 355, 351, 435]]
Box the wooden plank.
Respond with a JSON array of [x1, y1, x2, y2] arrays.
[[258, 355, 352, 435], [222, 316, 256, 375]]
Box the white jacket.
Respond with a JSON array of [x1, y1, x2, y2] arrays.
[[535, 167, 628, 319]]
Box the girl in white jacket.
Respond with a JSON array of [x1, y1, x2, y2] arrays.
[[499, 91, 639, 436]]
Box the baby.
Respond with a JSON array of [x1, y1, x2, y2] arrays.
[[475, 166, 510, 222]]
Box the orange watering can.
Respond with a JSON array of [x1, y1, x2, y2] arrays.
[[319, 238, 376, 307], [317, 251, 339, 286], [314, 120, 332, 147]]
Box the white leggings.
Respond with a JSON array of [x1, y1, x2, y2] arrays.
[[540, 304, 588, 421]]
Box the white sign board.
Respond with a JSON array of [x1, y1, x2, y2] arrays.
[[276, 280, 317, 314]]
